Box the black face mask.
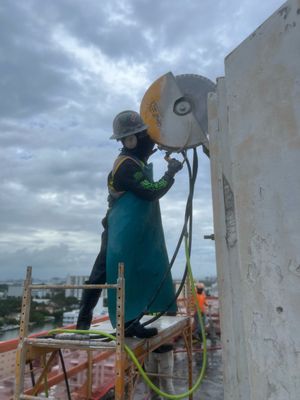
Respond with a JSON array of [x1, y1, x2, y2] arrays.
[[136, 134, 155, 160]]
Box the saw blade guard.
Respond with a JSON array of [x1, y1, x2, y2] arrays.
[[140, 72, 216, 152]]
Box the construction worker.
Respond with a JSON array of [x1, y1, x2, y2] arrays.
[[145, 343, 175, 399], [76, 110, 182, 338], [194, 282, 208, 341]]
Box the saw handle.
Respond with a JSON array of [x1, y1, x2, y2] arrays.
[[164, 151, 172, 162]]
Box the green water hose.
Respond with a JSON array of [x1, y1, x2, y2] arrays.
[[49, 236, 207, 399]]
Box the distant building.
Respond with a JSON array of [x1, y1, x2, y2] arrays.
[[63, 293, 108, 326], [209, 281, 219, 297], [7, 284, 23, 298], [63, 310, 80, 326], [33, 299, 50, 304], [65, 275, 89, 300], [49, 277, 64, 284], [33, 287, 51, 298]]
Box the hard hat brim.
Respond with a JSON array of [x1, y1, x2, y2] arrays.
[[110, 124, 148, 140]]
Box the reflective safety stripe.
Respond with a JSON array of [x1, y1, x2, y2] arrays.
[[140, 178, 168, 190]]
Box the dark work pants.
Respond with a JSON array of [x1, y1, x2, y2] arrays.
[[87, 227, 107, 285], [76, 216, 108, 329]]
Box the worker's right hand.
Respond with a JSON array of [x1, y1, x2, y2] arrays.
[[167, 158, 183, 177]]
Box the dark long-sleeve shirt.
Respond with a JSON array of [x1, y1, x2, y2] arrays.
[[108, 157, 174, 202]]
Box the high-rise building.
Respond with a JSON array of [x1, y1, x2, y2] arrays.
[[65, 275, 89, 300]]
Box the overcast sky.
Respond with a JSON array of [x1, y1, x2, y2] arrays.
[[0, 0, 284, 281]]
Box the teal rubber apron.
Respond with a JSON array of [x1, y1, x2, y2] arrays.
[[106, 163, 176, 327]]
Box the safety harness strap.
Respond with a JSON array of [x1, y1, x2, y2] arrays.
[[112, 155, 144, 178], [108, 155, 144, 199]]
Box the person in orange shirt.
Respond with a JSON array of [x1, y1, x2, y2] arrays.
[[194, 282, 208, 342]]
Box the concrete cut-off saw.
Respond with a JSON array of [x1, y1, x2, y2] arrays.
[[140, 72, 216, 155]]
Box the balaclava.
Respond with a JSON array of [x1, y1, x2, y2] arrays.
[[122, 131, 155, 162]]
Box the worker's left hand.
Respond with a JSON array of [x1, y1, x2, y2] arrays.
[[167, 158, 183, 176]]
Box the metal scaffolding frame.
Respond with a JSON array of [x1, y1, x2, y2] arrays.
[[14, 265, 193, 400]]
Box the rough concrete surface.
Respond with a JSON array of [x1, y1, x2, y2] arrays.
[[209, 0, 300, 398]]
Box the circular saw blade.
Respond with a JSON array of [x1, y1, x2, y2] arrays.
[[140, 72, 216, 152]]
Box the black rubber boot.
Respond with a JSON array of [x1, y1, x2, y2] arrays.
[[76, 288, 101, 330], [125, 320, 158, 338]]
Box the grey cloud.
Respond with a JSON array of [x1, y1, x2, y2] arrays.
[[0, 0, 284, 280], [0, 181, 104, 233], [1, 146, 110, 189], [24, 0, 150, 61], [0, 1, 80, 119], [0, 244, 96, 280]]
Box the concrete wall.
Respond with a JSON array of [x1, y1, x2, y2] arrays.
[[209, 1, 300, 399]]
